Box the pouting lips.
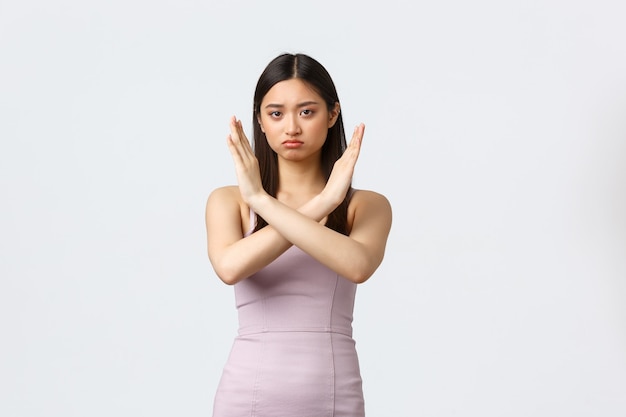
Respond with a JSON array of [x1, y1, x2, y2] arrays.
[[282, 140, 304, 148]]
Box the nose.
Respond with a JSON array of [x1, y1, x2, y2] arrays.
[[285, 114, 301, 136]]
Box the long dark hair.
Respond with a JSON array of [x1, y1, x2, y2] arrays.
[[252, 53, 351, 234]]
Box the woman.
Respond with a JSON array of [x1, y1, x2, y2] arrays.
[[205, 53, 392, 417]]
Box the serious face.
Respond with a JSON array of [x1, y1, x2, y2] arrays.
[[257, 78, 340, 163]]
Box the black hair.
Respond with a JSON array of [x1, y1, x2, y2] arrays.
[[252, 53, 351, 234]]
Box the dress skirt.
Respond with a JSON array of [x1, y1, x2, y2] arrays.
[[213, 330, 364, 417]]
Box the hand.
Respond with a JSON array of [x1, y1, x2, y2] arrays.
[[322, 123, 365, 206], [226, 116, 267, 206]]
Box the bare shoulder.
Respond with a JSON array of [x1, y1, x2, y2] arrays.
[[205, 186, 250, 235], [206, 185, 242, 206], [205, 185, 244, 220], [350, 189, 392, 212], [348, 189, 392, 232]]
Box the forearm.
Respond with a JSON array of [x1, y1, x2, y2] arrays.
[[249, 193, 375, 283], [211, 193, 338, 284]]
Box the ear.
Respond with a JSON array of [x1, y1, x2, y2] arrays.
[[257, 114, 265, 133], [328, 102, 341, 128]]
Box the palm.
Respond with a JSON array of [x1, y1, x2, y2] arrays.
[[324, 124, 364, 204], [226, 116, 265, 204]]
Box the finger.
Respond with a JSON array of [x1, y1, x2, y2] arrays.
[[348, 123, 365, 148], [228, 117, 255, 165], [358, 123, 365, 142], [231, 117, 254, 156], [345, 124, 364, 161], [237, 119, 254, 154], [228, 117, 252, 162], [229, 116, 242, 143], [226, 133, 245, 165]]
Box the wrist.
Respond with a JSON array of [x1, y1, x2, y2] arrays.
[[247, 191, 272, 214], [318, 189, 342, 212]]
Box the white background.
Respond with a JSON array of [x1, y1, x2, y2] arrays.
[[1, 1, 625, 416]]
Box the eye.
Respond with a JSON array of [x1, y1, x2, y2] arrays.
[[269, 111, 281, 118], [300, 109, 313, 116]]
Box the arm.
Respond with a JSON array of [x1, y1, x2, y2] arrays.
[[226, 116, 392, 283], [205, 186, 339, 285], [249, 189, 392, 283]]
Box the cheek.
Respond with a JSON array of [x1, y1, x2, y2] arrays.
[[264, 125, 281, 140], [262, 126, 283, 148], [259, 119, 276, 136], [314, 121, 330, 137]]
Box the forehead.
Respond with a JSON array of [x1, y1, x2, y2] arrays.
[[261, 78, 324, 106]]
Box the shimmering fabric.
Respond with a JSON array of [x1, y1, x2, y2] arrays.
[[212, 215, 365, 417]]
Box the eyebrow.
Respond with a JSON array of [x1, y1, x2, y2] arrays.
[[264, 101, 320, 109]]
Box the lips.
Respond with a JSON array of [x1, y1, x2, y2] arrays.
[[282, 139, 304, 148]]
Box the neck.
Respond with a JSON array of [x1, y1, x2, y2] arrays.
[[276, 158, 326, 206]]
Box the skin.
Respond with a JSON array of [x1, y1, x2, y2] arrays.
[[205, 78, 392, 285]]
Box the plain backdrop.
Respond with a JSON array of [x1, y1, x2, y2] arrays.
[[1, 1, 625, 416]]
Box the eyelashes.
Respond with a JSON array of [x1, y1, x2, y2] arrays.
[[268, 109, 315, 118]]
